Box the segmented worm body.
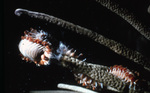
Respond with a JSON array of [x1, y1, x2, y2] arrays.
[[108, 65, 140, 89], [74, 73, 104, 91], [57, 44, 107, 91], [18, 28, 52, 66], [55, 43, 124, 92]]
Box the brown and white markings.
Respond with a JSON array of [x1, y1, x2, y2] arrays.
[[107, 65, 147, 90], [18, 28, 52, 66], [74, 73, 104, 91]]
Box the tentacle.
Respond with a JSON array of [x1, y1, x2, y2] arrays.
[[94, 0, 150, 40], [15, 9, 150, 71], [108, 65, 147, 90]]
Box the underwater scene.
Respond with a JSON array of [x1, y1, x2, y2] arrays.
[[4, 0, 150, 93]]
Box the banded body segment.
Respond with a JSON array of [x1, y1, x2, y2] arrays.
[[74, 73, 104, 91], [108, 65, 139, 89], [55, 42, 84, 61], [19, 39, 44, 62]]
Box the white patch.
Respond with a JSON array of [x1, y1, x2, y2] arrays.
[[18, 39, 42, 61], [14, 8, 23, 16], [19, 39, 52, 65], [56, 42, 69, 60], [100, 83, 103, 88], [29, 30, 48, 41]]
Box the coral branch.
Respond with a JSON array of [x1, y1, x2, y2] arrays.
[[95, 0, 150, 40], [15, 8, 150, 71], [148, 5, 150, 14]]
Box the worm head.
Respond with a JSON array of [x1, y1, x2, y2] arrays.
[[18, 28, 52, 66]]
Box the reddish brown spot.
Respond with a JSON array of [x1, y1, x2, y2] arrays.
[[109, 66, 113, 71], [45, 46, 51, 53], [26, 36, 29, 40], [21, 36, 25, 39], [28, 37, 33, 42], [24, 30, 28, 35], [25, 58, 30, 62], [86, 86, 90, 89], [113, 65, 118, 68], [45, 45, 49, 48], [82, 82, 86, 86], [125, 72, 129, 76], [36, 39, 42, 44], [122, 67, 127, 72], [118, 65, 123, 70], [130, 77, 135, 83], [92, 87, 96, 90], [39, 60, 45, 65], [77, 80, 80, 84], [34, 61, 38, 64], [19, 54, 23, 57], [119, 66, 124, 72], [42, 41, 47, 46]]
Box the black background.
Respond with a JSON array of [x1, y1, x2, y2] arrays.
[[4, 0, 150, 93]]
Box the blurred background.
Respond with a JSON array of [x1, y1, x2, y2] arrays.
[[4, 0, 150, 93]]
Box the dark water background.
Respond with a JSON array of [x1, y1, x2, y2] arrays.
[[4, 0, 150, 93]]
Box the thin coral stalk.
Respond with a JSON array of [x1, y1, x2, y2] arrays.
[[95, 0, 150, 40]]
